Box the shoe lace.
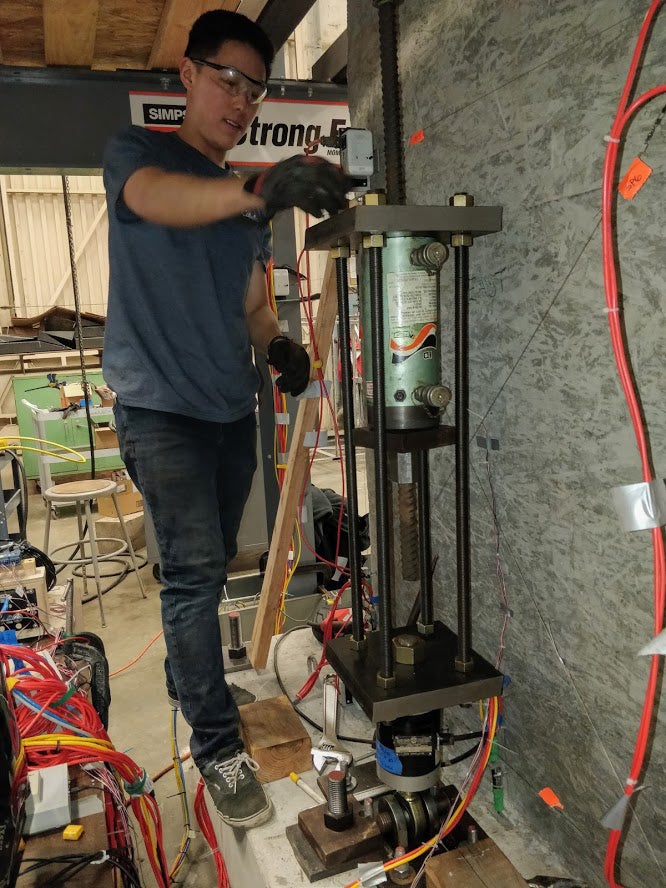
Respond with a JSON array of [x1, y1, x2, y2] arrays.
[[214, 751, 260, 793]]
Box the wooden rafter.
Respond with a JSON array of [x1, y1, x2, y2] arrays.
[[43, 0, 100, 67], [147, 0, 241, 71]]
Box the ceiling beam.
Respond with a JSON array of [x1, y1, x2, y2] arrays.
[[257, 0, 318, 52], [148, 0, 240, 71], [311, 29, 347, 84], [236, 0, 269, 20], [43, 0, 99, 67]]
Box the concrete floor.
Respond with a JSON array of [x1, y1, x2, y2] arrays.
[[16, 447, 570, 887]]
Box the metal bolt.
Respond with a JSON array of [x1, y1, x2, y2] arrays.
[[468, 824, 479, 845], [363, 797, 374, 818], [324, 770, 353, 831], [227, 612, 246, 659], [394, 389, 407, 402], [413, 384, 451, 410]]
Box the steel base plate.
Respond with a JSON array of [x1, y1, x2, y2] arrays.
[[326, 622, 503, 722], [304, 204, 503, 251]]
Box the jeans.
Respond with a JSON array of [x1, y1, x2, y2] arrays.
[[113, 402, 257, 766]]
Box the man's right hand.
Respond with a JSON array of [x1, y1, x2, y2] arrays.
[[244, 155, 354, 219]]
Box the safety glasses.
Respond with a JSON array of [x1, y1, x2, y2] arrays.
[[189, 57, 268, 105]]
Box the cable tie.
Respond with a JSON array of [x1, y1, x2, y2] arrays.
[[92, 851, 109, 865], [124, 767, 153, 798], [603, 306, 620, 313], [499, 604, 513, 617], [626, 777, 638, 787], [604, 135, 621, 143], [52, 683, 78, 708]]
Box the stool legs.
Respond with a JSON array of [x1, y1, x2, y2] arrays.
[[83, 499, 106, 627], [75, 502, 90, 603], [43, 500, 52, 554], [111, 494, 147, 599]]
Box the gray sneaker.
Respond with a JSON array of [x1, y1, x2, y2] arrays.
[[200, 751, 272, 829]]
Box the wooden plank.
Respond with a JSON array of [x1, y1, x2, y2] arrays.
[[43, 0, 100, 67], [425, 838, 530, 888], [249, 253, 338, 669], [239, 694, 311, 783], [147, 0, 240, 70]]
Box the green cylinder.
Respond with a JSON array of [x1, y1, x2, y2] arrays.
[[359, 233, 444, 430]]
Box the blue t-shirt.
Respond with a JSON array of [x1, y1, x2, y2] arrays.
[[102, 125, 271, 422]]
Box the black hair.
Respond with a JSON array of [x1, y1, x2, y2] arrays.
[[185, 10, 274, 80]]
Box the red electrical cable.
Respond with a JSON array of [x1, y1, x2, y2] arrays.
[[194, 778, 231, 888], [600, 2, 666, 885]]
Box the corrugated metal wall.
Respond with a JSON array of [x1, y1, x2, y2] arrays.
[[0, 174, 108, 318]]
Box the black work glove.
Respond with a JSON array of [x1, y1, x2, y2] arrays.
[[244, 155, 354, 219], [267, 336, 311, 396]]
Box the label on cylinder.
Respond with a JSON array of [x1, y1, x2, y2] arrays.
[[387, 272, 438, 367], [386, 271, 437, 326], [375, 741, 403, 775]]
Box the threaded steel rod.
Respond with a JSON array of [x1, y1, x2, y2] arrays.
[[454, 245, 472, 667], [335, 256, 365, 645], [376, 0, 406, 205], [416, 449, 434, 626], [368, 246, 394, 680]]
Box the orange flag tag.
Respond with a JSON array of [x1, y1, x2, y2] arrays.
[[538, 787, 564, 810], [618, 157, 652, 200]]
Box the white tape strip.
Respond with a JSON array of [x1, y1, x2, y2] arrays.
[[331, 556, 348, 582], [637, 628, 666, 657], [611, 479, 666, 532], [304, 430, 329, 448], [296, 379, 332, 400], [275, 413, 290, 424], [600, 786, 644, 830], [357, 862, 387, 887]]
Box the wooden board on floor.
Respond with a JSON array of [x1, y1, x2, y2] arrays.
[[425, 837, 530, 888], [19, 768, 115, 888], [249, 254, 339, 669], [239, 694, 311, 783]]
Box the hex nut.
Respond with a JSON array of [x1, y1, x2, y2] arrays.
[[393, 633, 427, 665], [449, 192, 474, 207], [324, 809, 354, 831]]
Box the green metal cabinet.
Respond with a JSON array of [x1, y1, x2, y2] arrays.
[[13, 371, 125, 480]]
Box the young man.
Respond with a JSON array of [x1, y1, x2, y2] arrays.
[[103, 10, 351, 828]]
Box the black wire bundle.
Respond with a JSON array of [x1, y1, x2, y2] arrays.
[[19, 849, 141, 887]]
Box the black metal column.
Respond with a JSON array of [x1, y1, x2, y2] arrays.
[[454, 244, 473, 671], [368, 245, 395, 686], [335, 255, 365, 646], [375, 0, 406, 206], [416, 450, 434, 628]]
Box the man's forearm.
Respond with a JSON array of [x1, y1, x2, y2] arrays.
[[122, 167, 264, 227], [247, 304, 282, 356]]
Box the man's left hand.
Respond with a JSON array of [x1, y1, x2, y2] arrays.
[[267, 336, 311, 396]]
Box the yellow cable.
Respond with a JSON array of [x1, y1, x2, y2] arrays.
[[0, 435, 86, 464]]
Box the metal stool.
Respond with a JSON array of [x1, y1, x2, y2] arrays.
[[43, 479, 147, 626]]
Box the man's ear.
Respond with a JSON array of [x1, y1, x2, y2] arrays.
[[179, 56, 195, 90]]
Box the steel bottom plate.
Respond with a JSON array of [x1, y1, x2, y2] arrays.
[[326, 622, 503, 722]]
